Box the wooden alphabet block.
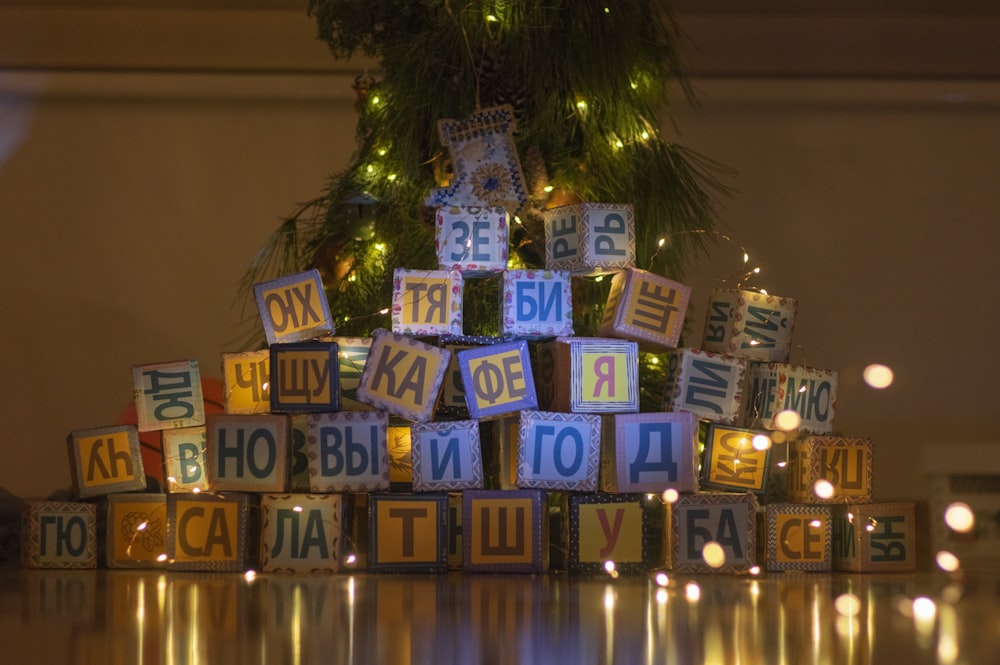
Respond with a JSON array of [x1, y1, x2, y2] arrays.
[[463, 489, 548, 573], [742, 361, 780, 429], [105, 493, 168, 568], [435, 205, 509, 276], [437, 336, 489, 417], [259, 493, 344, 573], [762, 503, 833, 572], [701, 288, 798, 362], [391, 268, 463, 336], [329, 336, 374, 411], [269, 341, 341, 413], [387, 422, 413, 487], [499, 269, 573, 338], [789, 435, 873, 504], [598, 267, 690, 349], [602, 412, 698, 493], [832, 502, 916, 572], [495, 416, 521, 490], [669, 491, 757, 573], [205, 413, 290, 493], [771, 364, 838, 434], [661, 348, 747, 425], [253, 268, 334, 345], [457, 339, 538, 419], [221, 350, 270, 414], [67, 424, 146, 497], [543, 202, 635, 275], [447, 492, 463, 569], [567, 493, 663, 574], [411, 420, 484, 491], [355, 328, 451, 422], [288, 414, 311, 492], [369, 493, 449, 572], [167, 492, 259, 571], [22, 501, 97, 569], [542, 337, 639, 414], [131, 358, 205, 431], [306, 411, 389, 492], [700, 423, 772, 496], [517, 410, 601, 491], [162, 426, 209, 493]]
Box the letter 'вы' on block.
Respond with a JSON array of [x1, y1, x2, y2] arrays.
[[205, 413, 290, 493], [463, 489, 548, 573], [253, 268, 334, 345], [457, 339, 538, 420], [668, 491, 757, 573], [598, 267, 691, 350], [543, 202, 635, 275], [435, 205, 509, 276], [762, 503, 833, 572], [259, 493, 344, 573], [500, 269, 573, 339], [391, 268, 464, 337], [772, 364, 838, 435], [411, 420, 484, 491], [22, 501, 97, 569], [700, 422, 773, 496], [542, 337, 640, 414], [355, 328, 452, 423], [131, 359, 205, 432], [369, 493, 450, 572], [517, 410, 602, 492], [661, 348, 747, 425], [162, 426, 209, 494], [67, 424, 147, 498], [789, 435, 873, 505], [269, 341, 341, 413], [566, 493, 664, 574], [601, 411, 699, 494], [221, 350, 270, 415], [701, 288, 798, 363], [167, 492, 259, 572], [105, 493, 168, 568], [306, 411, 390, 493], [831, 502, 916, 573]]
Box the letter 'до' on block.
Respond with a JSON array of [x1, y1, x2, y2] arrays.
[[306, 410, 390, 493], [598, 267, 690, 350], [167, 492, 259, 572], [369, 493, 449, 572], [355, 328, 451, 423], [542, 337, 639, 414], [221, 350, 270, 415], [435, 205, 509, 276], [789, 435, 873, 505], [517, 410, 602, 492], [668, 491, 757, 573], [67, 424, 147, 498], [543, 202, 635, 275], [458, 339, 538, 419], [762, 503, 833, 572], [22, 501, 97, 569], [162, 426, 209, 493], [700, 423, 773, 496], [701, 288, 798, 363], [771, 364, 838, 435], [463, 489, 548, 573], [205, 413, 290, 493], [253, 268, 334, 345], [391, 268, 463, 337], [601, 412, 698, 494], [411, 420, 484, 491], [259, 493, 344, 573], [832, 502, 916, 573], [105, 493, 168, 569], [567, 493, 664, 574], [499, 269, 573, 338], [131, 358, 205, 432], [661, 348, 747, 425], [269, 341, 341, 413]]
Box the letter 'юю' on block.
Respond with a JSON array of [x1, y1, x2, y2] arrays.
[[598, 267, 690, 349], [355, 328, 451, 423], [771, 364, 838, 435], [221, 350, 270, 415], [789, 435, 873, 505], [391, 268, 463, 337], [162, 426, 208, 493], [567, 493, 663, 574], [435, 205, 508, 276], [601, 411, 698, 494], [167, 492, 259, 572], [269, 341, 341, 413], [131, 358, 205, 432], [463, 489, 548, 573], [661, 348, 747, 425], [411, 420, 484, 491], [369, 493, 450, 572], [539, 337, 639, 414], [700, 423, 773, 496], [500, 269, 573, 338], [832, 502, 916, 573], [702, 288, 798, 363], [253, 268, 334, 345], [668, 491, 757, 573], [259, 493, 344, 573], [306, 410, 390, 493], [205, 414, 290, 493], [67, 424, 147, 498], [517, 410, 602, 492], [543, 202, 635, 275], [106, 493, 168, 569], [762, 503, 833, 572], [457, 339, 538, 420], [22, 501, 97, 569]]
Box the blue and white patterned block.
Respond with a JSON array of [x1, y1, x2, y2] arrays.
[[500, 269, 573, 338], [435, 205, 509, 276], [516, 410, 601, 492], [543, 202, 635, 275]]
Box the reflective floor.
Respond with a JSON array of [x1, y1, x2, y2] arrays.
[[0, 569, 997, 665]]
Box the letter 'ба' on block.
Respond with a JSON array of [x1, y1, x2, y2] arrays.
[[669, 491, 757, 574]]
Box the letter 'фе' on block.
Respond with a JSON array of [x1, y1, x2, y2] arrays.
[[259, 493, 344, 573], [167, 492, 259, 572], [789, 435, 873, 505], [699, 423, 773, 496], [701, 288, 798, 363], [517, 410, 602, 492], [205, 414, 290, 493], [356, 328, 451, 422], [661, 348, 747, 425], [369, 493, 449, 573], [761, 503, 833, 572], [538, 337, 639, 414], [67, 424, 147, 498], [411, 419, 484, 491], [162, 426, 209, 494], [500, 269, 574, 338], [832, 502, 916, 572], [566, 493, 664, 574], [668, 491, 757, 573], [435, 205, 508, 276], [22, 501, 97, 569], [391, 268, 464, 337], [269, 341, 341, 413], [106, 493, 168, 568], [598, 267, 690, 350], [253, 268, 334, 345], [601, 411, 698, 494], [463, 489, 548, 573], [131, 358, 205, 432], [543, 202, 635, 275], [457, 339, 538, 420], [306, 410, 390, 493]]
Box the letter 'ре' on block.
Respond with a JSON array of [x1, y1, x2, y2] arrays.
[[167, 492, 259, 572], [253, 269, 334, 345], [789, 435, 873, 505], [106, 493, 168, 568], [355, 328, 451, 423], [762, 503, 833, 572], [457, 339, 538, 420], [566, 493, 663, 574], [369, 493, 449, 572], [601, 411, 698, 494], [668, 491, 757, 573], [22, 501, 97, 569], [205, 414, 290, 493], [306, 410, 390, 493], [67, 424, 147, 498], [463, 489, 548, 573], [598, 267, 690, 349], [517, 410, 602, 492], [410, 419, 484, 491], [832, 502, 916, 572], [259, 493, 344, 573]]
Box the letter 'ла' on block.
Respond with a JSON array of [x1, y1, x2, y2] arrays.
[[205, 414, 290, 493], [221, 350, 270, 415], [567, 493, 663, 574], [167, 492, 259, 571], [463, 489, 548, 573], [253, 268, 334, 345], [391, 268, 463, 337], [517, 410, 602, 492], [832, 502, 916, 573], [67, 424, 147, 498], [602, 411, 698, 494], [369, 493, 449, 572], [306, 410, 390, 493], [22, 501, 97, 569], [106, 493, 168, 569], [700, 423, 772, 496], [543, 202, 635, 275], [500, 269, 573, 338], [131, 358, 205, 432], [162, 426, 209, 494], [435, 205, 509, 276], [411, 420, 484, 491], [661, 348, 747, 425], [355, 328, 451, 422], [668, 491, 757, 574], [269, 341, 341, 413], [598, 268, 690, 349], [458, 339, 538, 420], [789, 435, 873, 504], [259, 493, 344, 573], [762, 503, 833, 572]]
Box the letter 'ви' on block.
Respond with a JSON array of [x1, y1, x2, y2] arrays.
[[106, 493, 168, 568], [435, 205, 509, 276], [131, 358, 205, 432], [762, 503, 833, 572], [517, 410, 602, 492], [701, 288, 798, 363], [22, 501, 97, 569], [67, 424, 147, 498], [669, 491, 757, 573], [269, 341, 341, 413], [205, 413, 290, 493], [259, 493, 344, 573], [540, 337, 639, 414], [566, 493, 664, 574], [832, 502, 916, 573], [355, 328, 451, 423], [391, 268, 463, 337], [411, 419, 484, 491], [167, 492, 259, 571], [457, 339, 538, 419], [369, 493, 450, 572], [543, 202, 635, 275], [661, 348, 747, 425], [499, 269, 573, 338], [772, 364, 838, 435], [700, 422, 773, 496], [463, 489, 548, 573], [253, 268, 334, 345], [789, 435, 873, 504], [306, 410, 390, 493], [598, 267, 691, 350], [221, 349, 270, 415], [602, 411, 698, 494], [162, 426, 209, 493]]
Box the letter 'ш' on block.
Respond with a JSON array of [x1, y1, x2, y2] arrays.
[[369, 493, 449, 573], [668, 491, 757, 574], [598, 267, 691, 350], [167, 492, 259, 572], [106, 493, 168, 569], [567, 493, 662, 574], [22, 501, 97, 569], [260, 493, 344, 573], [463, 489, 548, 573], [253, 268, 334, 345], [355, 328, 451, 423], [132, 358, 205, 432], [763, 503, 833, 572], [205, 413, 290, 493], [67, 424, 147, 498]]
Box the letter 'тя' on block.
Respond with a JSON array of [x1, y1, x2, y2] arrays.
[[391, 268, 463, 337]]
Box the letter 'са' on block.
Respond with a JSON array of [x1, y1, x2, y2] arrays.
[[598, 268, 690, 349], [22, 501, 97, 569], [458, 339, 537, 419], [206, 414, 290, 493], [567, 493, 663, 574], [762, 503, 832, 572], [253, 268, 334, 345], [700, 423, 772, 496], [832, 502, 916, 573], [602, 412, 698, 493], [162, 426, 209, 494], [131, 359, 205, 432], [411, 420, 484, 491], [67, 424, 147, 498], [167, 492, 259, 572], [661, 348, 747, 425], [269, 341, 341, 413], [701, 289, 797, 363], [517, 410, 601, 492], [500, 269, 573, 338], [356, 329, 451, 422], [369, 493, 449, 572], [306, 411, 390, 493], [463, 489, 548, 573], [391, 268, 463, 337], [260, 493, 344, 573], [669, 491, 757, 573], [221, 350, 270, 415], [435, 205, 508, 276], [789, 435, 873, 504], [106, 493, 168, 569], [543, 202, 635, 275]]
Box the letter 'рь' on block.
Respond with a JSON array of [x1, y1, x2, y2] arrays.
[[762, 503, 833, 572], [167, 492, 259, 572], [832, 502, 916, 573], [105, 493, 168, 569], [259, 494, 344, 573], [67, 424, 147, 498], [567, 493, 663, 574], [369, 493, 449, 573], [669, 491, 757, 573], [205, 414, 290, 493], [463, 489, 548, 573], [131, 359, 205, 432], [22, 501, 97, 569], [253, 269, 334, 345], [598, 267, 691, 350], [355, 328, 452, 423]]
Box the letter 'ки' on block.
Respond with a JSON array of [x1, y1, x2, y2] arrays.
[[598, 267, 690, 349], [356, 328, 452, 423], [369, 493, 450, 572], [67, 424, 147, 498], [463, 489, 548, 573], [832, 502, 916, 572], [22, 501, 97, 569], [167, 492, 259, 572], [669, 491, 757, 573], [601, 411, 698, 494], [260, 493, 344, 573], [566, 493, 663, 574], [761, 503, 833, 572], [106, 493, 168, 569], [253, 269, 334, 345]]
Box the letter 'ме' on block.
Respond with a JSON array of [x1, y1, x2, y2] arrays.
[[601, 411, 698, 493], [832, 502, 916, 572], [457, 339, 538, 420], [206, 414, 290, 493], [567, 493, 664, 574], [306, 410, 390, 493], [260, 493, 344, 573], [410, 420, 484, 491], [762, 503, 833, 572], [463, 489, 548, 573], [106, 493, 168, 569], [517, 410, 602, 492], [355, 328, 451, 423], [789, 435, 873, 504], [167, 492, 259, 572], [22, 501, 97, 569], [369, 493, 449, 573], [598, 267, 690, 350], [661, 348, 747, 425], [669, 491, 757, 573], [67, 424, 147, 498], [543, 202, 635, 275], [700, 422, 773, 496], [253, 269, 334, 345], [132, 358, 205, 432]]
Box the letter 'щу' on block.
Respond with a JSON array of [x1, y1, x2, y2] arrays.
[[700, 423, 772, 496], [259, 493, 344, 573], [205, 413, 290, 493], [789, 435, 873, 504], [269, 341, 341, 413], [131, 358, 205, 432], [567, 493, 663, 574], [543, 337, 639, 414], [669, 491, 757, 574], [221, 349, 270, 415], [435, 205, 508, 276], [306, 410, 390, 493], [253, 268, 334, 345], [22, 501, 97, 569], [162, 426, 209, 494], [517, 410, 602, 492], [762, 503, 833, 572], [832, 502, 916, 573], [602, 411, 698, 494], [67, 424, 147, 498], [106, 493, 168, 569], [543, 202, 635, 275], [355, 328, 451, 423], [457, 339, 538, 420], [500, 269, 574, 338], [391, 268, 464, 337], [463, 489, 548, 573], [167, 492, 259, 571], [661, 348, 747, 425], [369, 493, 449, 573], [701, 288, 797, 363], [410, 419, 484, 491], [598, 267, 690, 350], [772, 365, 838, 435]]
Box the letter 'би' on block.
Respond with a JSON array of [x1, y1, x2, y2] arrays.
[[306, 411, 390, 493], [221, 350, 270, 414], [543, 202, 635, 275], [701, 288, 798, 363], [789, 435, 873, 505], [435, 205, 508, 276], [499, 269, 573, 338], [567, 493, 663, 574], [369, 493, 450, 572], [669, 491, 757, 573], [661, 348, 747, 425], [131, 358, 205, 432], [391, 268, 463, 337], [457, 339, 538, 420], [598, 267, 690, 350], [253, 268, 334, 345], [772, 364, 838, 435], [832, 502, 916, 573], [517, 410, 602, 492], [162, 426, 209, 493], [67, 424, 147, 498], [541, 337, 639, 414], [601, 411, 699, 494], [355, 328, 451, 422], [259, 493, 344, 573], [106, 493, 168, 568], [463, 489, 548, 573], [410, 419, 484, 491], [205, 414, 290, 493], [269, 341, 341, 413], [700, 423, 773, 496], [762, 503, 833, 572], [22, 501, 97, 569], [167, 492, 259, 572]]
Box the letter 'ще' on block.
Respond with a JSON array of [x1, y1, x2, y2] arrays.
[[131, 358, 205, 432], [668, 491, 757, 574], [269, 341, 341, 413], [106, 493, 168, 568], [306, 410, 390, 493], [369, 493, 449, 572], [22, 501, 97, 569], [517, 410, 602, 492], [162, 426, 209, 493], [167, 492, 259, 571], [772, 364, 838, 435], [567, 493, 663, 574], [832, 502, 916, 573], [661, 348, 747, 425], [543, 202, 635, 275], [391, 268, 463, 337], [543, 337, 639, 414], [463, 489, 548, 573], [602, 411, 698, 493], [253, 268, 334, 345], [221, 350, 270, 414], [762, 503, 833, 572], [259, 493, 344, 573], [499, 269, 573, 338], [205, 413, 290, 493], [789, 435, 873, 504], [356, 328, 451, 422], [67, 424, 147, 498], [411, 419, 484, 491], [435, 205, 508, 276], [598, 267, 690, 350], [700, 423, 773, 496], [457, 339, 538, 419]]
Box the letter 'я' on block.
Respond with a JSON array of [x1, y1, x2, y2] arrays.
[[167, 492, 259, 572], [67, 424, 147, 498], [598, 267, 690, 350], [259, 493, 345, 573], [463, 489, 548, 573], [131, 358, 205, 432], [668, 491, 757, 574], [831, 502, 916, 573], [253, 268, 334, 345], [355, 328, 451, 423], [540, 337, 639, 414], [22, 501, 98, 569], [762, 503, 833, 572], [369, 493, 449, 573]]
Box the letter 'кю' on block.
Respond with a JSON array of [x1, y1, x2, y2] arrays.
[[463, 489, 548, 573], [661, 348, 747, 425], [598, 268, 691, 350], [132, 358, 205, 432], [22, 501, 98, 569], [603, 411, 699, 494], [541, 337, 639, 414], [435, 205, 509, 276], [762, 503, 833, 572], [162, 426, 209, 494], [259, 493, 344, 573], [700, 423, 773, 496], [500, 269, 573, 338], [517, 410, 602, 492], [369, 493, 450, 573], [789, 435, 873, 504], [167, 492, 260, 572], [253, 268, 334, 345], [832, 502, 916, 573], [306, 411, 390, 493], [669, 491, 758, 574], [356, 328, 452, 423], [543, 202, 636, 275], [269, 341, 341, 413], [701, 288, 798, 363], [221, 350, 270, 415], [67, 424, 147, 498], [410, 419, 484, 491], [458, 339, 538, 420], [106, 493, 168, 569], [567, 493, 663, 574], [205, 414, 290, 493], [391, 268, 463, 337]]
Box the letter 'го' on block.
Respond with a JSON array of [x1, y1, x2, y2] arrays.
[[831, 502, 916, 572], [391, 268, 463, 337], [167, 492, 259, 571], [410, 419, 484, 491], [306, 410, 390, 493], [463, 489, 548, 573], [269, 340, 341, 413], [259, 493, 345, 573], [566, 493, 664, 574], [369, 493, 450, 573], [601, 411, 698, 494], [668, 491, 757, 573], [22, 501, 97, 569], [761, 503, 833, 572], [355, 328, 452, 423], [253, 268, 334, 345], [67, 424, 147, 498], [131, 358, 205, 432], [162, 426, 209, 493], [517, 410, 602, 492], [598, 267, 691, 350], [661, 348, 747, 425], [543, 202, 635, 275], [540, 337, 639, 414], [700, 422, 773, 496], [789, 435, 873, 505], [205, 413, 290, 493], [105, 493, 168, 568], [457, 339, 537, 420]]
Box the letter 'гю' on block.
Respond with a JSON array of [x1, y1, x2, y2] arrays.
[[269, 341, 341, 413], [598, 267, 691, 349], [668, 491, 758, 574], [832, 502, 916, 573], [661, 348, 747, 425], [67, 424, 147, 498], [162, 426, 208, 493], [356, 329, 452, 422], [543, 202, 635, 275], [167, 492, 259, 572], [700, 423, 773, 496], [329, 336, 374, 411], [105, 493, 168, 568], [205, 413, 290, 493], [369, 493, 449, 572], [789, 435, 874, 504], [601, 411, 699, 494], [306, 410, 390, 493], [410, 420, 484, 491], [221, 350, 270, 415], [772, 364, 838, 435], [253, 268, 334, 345], [762, 503, 833, 572], [567, 493, 663, 574], [259, 493, 344, 573], [542, 337, 640, 414], [457, 339, 537, 420], [131, 358, 205, 432], [22, 501, 97, 569], [702, 288, 798, 363], [499, 269, 573, 338], [391, 268, 463, 337], [435, 205, 509, 276], [517, 410, 602, 492], [463, 489, 548, 573]]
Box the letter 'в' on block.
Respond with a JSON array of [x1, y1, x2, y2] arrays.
[[771, 364, 838, 435], [391, 268, 463, 336], [106, 493, 168, 568], [566, 493, 664, 574], [369, 493, 449, 572], [131, 358, 205, 432], [435, 205, 508, 276], [205, 414, 290, 493], [601, 412, 698, 494], [789, 435, 873, 505], [167, 492, 259, 572], [598, 267, 690, 349], [537, 337, 639, 413], [22, 501, 97, 569], [543, 202, 635, 275], [67, 424, 147, 498], [458, 339, 537, 419], [700, 423, 773, 497], [259, 494, 344, 573], [411, 420, 484, 491], [702, 288, 798, 363], [832, 502, 916, 572], [253, 268, 334, 345], [761, 503, 833, 572], [463, 489, 548, 573], [306, 411, 389, 493], [661, 348, 747, 425], [499, 269, 573, 338], [517, 410, 602, 492], [269, 341, 341, 413], [162, 426, 209, 493], [355, 328, 451, 423], [221, 350, 270, 414], [668, 491, 757, 573]]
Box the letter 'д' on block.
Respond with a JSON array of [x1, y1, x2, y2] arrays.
[[761, 503, 832, 572], [702, 288, 798, 363], [221, 349, 270, 415], [22, 501, 97, 569], [410, 419, 484, 491], [543, 202, 635, 275], [668, 491, 757, 573], [789, 435, 874, 505], [162, 426, 209, 493], [463, 489, 548, 573], [435, 205, 508, 276], [269, 340, 341, 413], [355, 328, 452, 423], [661, 348, 747, 425], [391, 268, 463, 336], [369, 493, 450, 572], [105, 493, 168, 568], [306, 410, 390, 493], [67, 424, 147, 498], [832, 502, 916, 573], [601, 411, 698, 494], [457, 339, 538, 420], [167, 492, 259, 571], [205, 413, 290, 493], [259, 494, 344, 573], [598, 268, 691, 350], [253, 268, 334, 345], [772, 365, 838, 435], [517, 410, 602, 492], [131, 358, 205, 432], [567, 493, 663, 574], [700, 423, 773, 497], [544, 337, 639, 414], [499, 269, 573, 338]]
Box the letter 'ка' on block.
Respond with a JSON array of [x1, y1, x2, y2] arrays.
[[601, 411, 698, 493], [356, 329, 451, 423], [253, 269, 334, 345], [543, 203, 635, 275], [599, 268, 690, 349], [669, 491, 757, 573]]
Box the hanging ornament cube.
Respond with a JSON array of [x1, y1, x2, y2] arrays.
[[259, 493, 345, 573], [761, 503, 833, 572], [566, 493, 664, 574], [538, 337, 639, 414], [831, 502, 916, 573], [516, 410, 602, 492], [306, 410, 390, 493], [699, 422, 773, 496], [701, 288, 797, 363], [435, 205, 509, 276], [661, 348, 747, 425], [543, 203, 636, 275], [22, 501, 98, 569], [253, 269, 334, 345], [131, 358, 205, 432], [500, 269, 573, 338], [771, 364, 838, 434], [391, 268, 463, 337], [411, 420, 484, 491], [788, 435, 874, 505], [668, 491, 757, 573], [601, 411, 699, 494], [598, 267, 690, 349], [355, 329, 451, 422], [457, 339, 537, 420]]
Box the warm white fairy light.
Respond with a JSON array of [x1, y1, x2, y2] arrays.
[[192, 487, 201, 494], [748, 565, 761, 576], [773, 409, 801, 432], [293, 505, 303, 513], [809, 519, 822, 528], [655, 572, 669, 587], [701, 541, 726, 568], [345, 553, 358, 567], [863, 363, 894, 389], [604, 560, 619, 579], [662, 488, 679, 504], [835, 593, 862, 617], [244, 570, 258, 583], [936, 550, 961, 573], [655, 588, 668, 605], [944, 502, 975, 533], [814, 479, 836, 500], [136, 521, 148, 531], [912, 597, 937, 621], [684, 582, 701, 603], [752, 434, 772, 451], [156, 553, 168, 563]]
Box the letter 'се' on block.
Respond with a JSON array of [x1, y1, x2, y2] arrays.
[[762, 503, 833, 572]]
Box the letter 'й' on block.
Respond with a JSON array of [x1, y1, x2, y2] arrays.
[[269, 341, 341, 413], [463, 489, 548, 573], [669, 491, 757, 573], [500, 270, 573, 338], [700, 423, 772, 496], [260, 493, 344, 573], [435, 205, 508, 276], [253, 268, 334, 345], [410, 420, 484, 491], [369, 493, 449, 572], [22, 501, 97, 569], [661, 348, 747, 425], [306, 411, 390, 493], [543, 202, 635, 275], [762, 503, 832, 572], [106, 493, 168, 568], [167, 492, 259, 572], [458, 339, 538, 419], [131, 359, 205, 432], [67, 424, 147, 498], [517, 410, 601, 492], [598, 268, 690, 349], [832, 502, 916, 573], [392, 268, 463, 336], [603, 411, 698, 493], [567, 493, 662, 574], [206, 414, 290, 493], [355, 328, 451, 422]]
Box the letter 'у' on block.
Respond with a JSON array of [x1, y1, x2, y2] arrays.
[[167, 492, 259, 572], [763, 503, 832, 572], [22, 501, 97, 569], [369, 493, 449, 572], [288, 414, 311, 492], [727, 291, 797, 363], [435, 205, 509, 276], [106, 493, 168, 569], [131, 359, 205, 432], [162, 426, 209, 493], [221, 350, 270, 415], [661, 348, 747, 425], [668, 491, 757, 573], [253, 268, 334, 345], [205, 413, 290, 493], [67, 424, 147, 498], [789, 435, 873, 505], [355, 328, 451, 423], [269, 341, 341, 413], [832, 502, 916, 573], [517, 410, 601, 491], [543, 202, 635, 275], [700, 423, 772, 496], [604, 412, 698, 494], [458, 339, 538, 419], [329, 336, 374, 411], [463, 489, 548, 573], [568, 493, 662, 574], [598, 268, 690, 349], [499, 269, 573, 338], [259, 493, 344, 573], [306, 410, 389, 493], [772, 365, 838, 435], [391, 268, 463, 337], [411, 420, 483, 491]]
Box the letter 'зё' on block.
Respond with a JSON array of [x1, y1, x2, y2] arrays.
[[67, 424, 147, 498], [105, 493, 168, 569], [700, 423, 773, 496], [668, 491, 757, 573], [499, 269, 573, 338], [253, 268, 334, 345], [411, 420, 484, 491], [391, 268, 463, 337], [832, 502, 916, 573], [162, 426, 209, 493], [259, 493, 344, 573], [772, 364, 838, 435], [205, 413, 290, 493], [269, 341, 341, 413], [435, 205, 508, 276], [369, 493, 449, 572], [598, 267, 690, 349], [306, 410, 389, 493], [761, 503, 833, 572], [167, 492, 259, 572], [517, 410, 602, 491], [567, 493, 663, 574], [701, 289, 798, 363], [661, 348, 747, 425], [463, 489, 548, 573], [543, 202, 635, 275], [221, 350, 270, 415], [356, 328, 451, 423], [458, 339, 538, 419], [329, 336, 374, 411], [601, 411, 698, 494], [131, 358, 205, 432], [542, 337, 639, 414], [789, 435, 874, 504], [22, 501, 97, 569]]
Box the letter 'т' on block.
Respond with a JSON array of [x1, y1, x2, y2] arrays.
[[162, 426, 209, 493], [411, 419, 484, 491], [328, 336, 374, 411], [221, 350, 270, 414], [259, 493, 344, 573], [22, 501, 97, 569], [463, 489, 548, 573], [832, 502, 916, 573], [435, 205, 508, 276], [458, 339, 538, 419], [598, 267, 690, 349], [567, 493, 662, 574], [661, 348, 747, 425], [602, 411, 698, 494], [543, 202, 635, 275], [131, 358, 205, 432], [269, 341, 341, 413], [306, 410, 389, 493], [772, 365, 838, 435], [253, 268, 334, 345], [668, 491, 757, 574], [700, 423, 773, 496], [517, 410, 601, 492], [391, 268, 463, 337], [355, 328, 451, 423], [369, 493, 449, 572], [762, 503, 833, 572], [499, 269, 573, 338], [789, 435, 874, 504], [205, 413, 290, 493], [167, 492, 259, 572], [67, 424, 147, 498], [106, 493, 168, 569]]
